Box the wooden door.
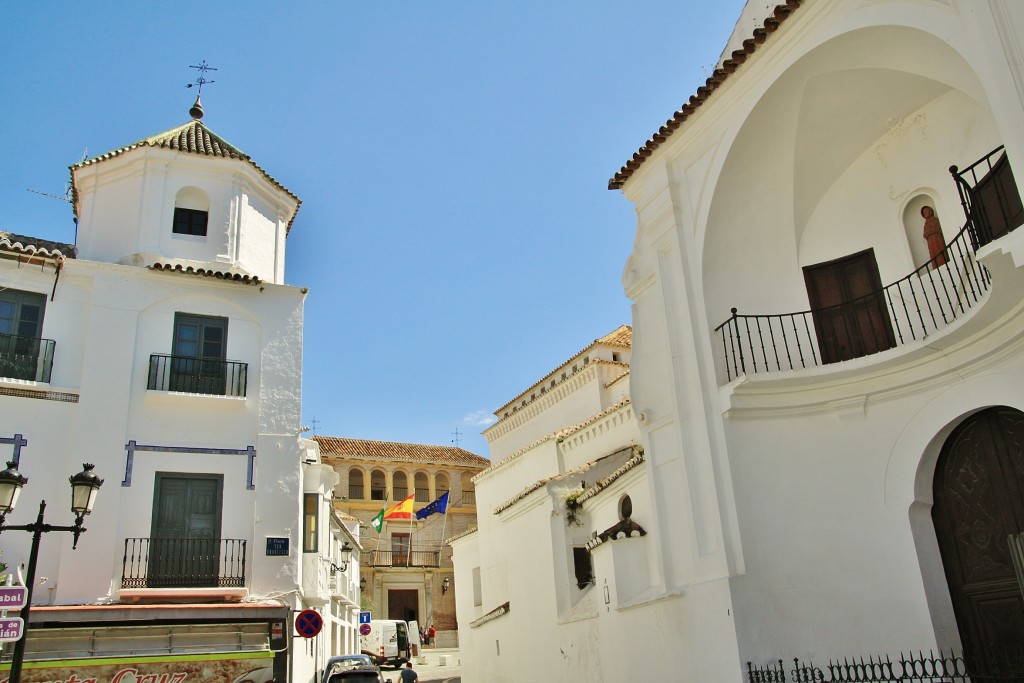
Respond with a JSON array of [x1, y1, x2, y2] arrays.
[[392, 533, 410, 566], [388, 589, 419, 624], [973, 153, 1024, 246], [171, 314, 227, 393], [804, 249, 895, 364], [933, 407, 1024, 671], [150, 474, 223, 587]]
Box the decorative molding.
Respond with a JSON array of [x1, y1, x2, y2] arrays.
[[0, 386, 79, 403], [122, 440, 256, 489], [469, 601, 510, 629]]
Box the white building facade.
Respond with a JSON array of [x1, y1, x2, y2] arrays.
[[453, 327, 662, 683], [0, 102, 358, 682], [609, 0, 1024, 681], [456, 2, 1024, 681]]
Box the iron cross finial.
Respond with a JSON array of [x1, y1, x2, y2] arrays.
[[186, 60, 218, 95]]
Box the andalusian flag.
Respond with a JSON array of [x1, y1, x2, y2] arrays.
[[371, 508, 385, 533], [415, 492, 449, 520], [383, 494, 415, 520]]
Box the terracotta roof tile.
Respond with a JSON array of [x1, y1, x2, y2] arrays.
[[315, 436, 490, 468], [70, 120, 301, 233], [0, 232, 76, 259], [149, 261, 261, 285], [608, 0, 802, 190]]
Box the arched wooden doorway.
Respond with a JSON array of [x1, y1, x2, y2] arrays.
[[933, 407, 1024, 669]]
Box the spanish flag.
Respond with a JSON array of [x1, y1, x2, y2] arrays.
[[383, 494, 415, 520]]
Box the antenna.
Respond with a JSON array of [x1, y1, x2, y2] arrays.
[[310, 416, 320, 436], [451, 428, 462, 448], [185, 60, 217, 95], [26, 149, 87, 205]]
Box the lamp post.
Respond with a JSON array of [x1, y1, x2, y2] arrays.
[[0, 462, 103, 683]]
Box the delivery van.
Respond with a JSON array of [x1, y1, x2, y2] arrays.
[[359, 619, 421, 669]]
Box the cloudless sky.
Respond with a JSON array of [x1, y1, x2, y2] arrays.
[[1, 1, 746, 457]]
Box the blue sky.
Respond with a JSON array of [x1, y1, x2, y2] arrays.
[[1, 1, 745, 457]]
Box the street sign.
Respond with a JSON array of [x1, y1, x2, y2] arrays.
[[295, 609, 323, 639], [0, 618, 23, 643], [359, 611, 371, 624], [0, 587, 27, 610], [359, 623, 371, 636]]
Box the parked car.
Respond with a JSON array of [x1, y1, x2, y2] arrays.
[[321, 654, 385, 683]]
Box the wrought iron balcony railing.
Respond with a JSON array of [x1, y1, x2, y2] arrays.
[[747, 648, 1024, 683], [147, 354, 247, 397], [364, 549, 441, 568], [715, 147, 1020, 381], [121, 537, 247, 589], [0, 333, 55, 382]]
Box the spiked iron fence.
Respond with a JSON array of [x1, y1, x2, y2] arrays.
[[747, 650, 1024, 683]]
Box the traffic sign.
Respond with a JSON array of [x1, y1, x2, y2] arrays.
[[359, 623, 371, 636], [359, 611, 371, 624], [295, 609, 323, 639], [0, 587, 27, 610], [0, 618, 23, 643]]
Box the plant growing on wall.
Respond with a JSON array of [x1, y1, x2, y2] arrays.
[[563, 490, 584, 527]]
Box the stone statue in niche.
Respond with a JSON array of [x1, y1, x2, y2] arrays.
[[922, 205, 948, 268]]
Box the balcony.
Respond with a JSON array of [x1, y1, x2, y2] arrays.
[[121, 537, 247, 589], [0, 333, 55, 382], [715, 146, 1020, 382], [147, 354, 247, 397], [364, 547, 441, 568]]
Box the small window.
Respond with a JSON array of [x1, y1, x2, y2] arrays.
[[619, 494, 632, 520], [573, 547, 593, 589], [414, 472, 429, 502], [173, 207, 209, 236], [393, 471, 408, 500], [461, 473, 475, 506], [435, 472, 450, 498], [370, 470, 386, 501], [303, 493, 319, 553], [612, 352, 621, 362], [472, 567, 482, 606], [348, 469, 364, 500]]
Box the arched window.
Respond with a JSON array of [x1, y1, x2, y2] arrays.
[[370, 469, 386, 501], [435, 472, 450, 499], [348, 468, 364, 500], [414, 472, 430, 502], [461, 472, 475, 506], [393, 470, 408, 500], [173, 186, 210, 236]]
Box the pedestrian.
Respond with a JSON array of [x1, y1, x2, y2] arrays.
[[427, 624, 436, 648], [399, 661, 418, 683]]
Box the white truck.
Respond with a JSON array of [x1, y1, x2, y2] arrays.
[[359, 619, 421, 669]]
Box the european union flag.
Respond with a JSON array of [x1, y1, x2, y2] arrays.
[[415, 491, 450, 520]]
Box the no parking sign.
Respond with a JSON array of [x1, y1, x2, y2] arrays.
[[295, 609, 323, 638], [359, 623, 372, 636]]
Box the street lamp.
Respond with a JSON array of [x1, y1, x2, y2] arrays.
[[0, 462, 103, 683], [442, 577, 450, 595]]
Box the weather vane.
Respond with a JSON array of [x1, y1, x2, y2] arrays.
[[185, 60, 217, 95], [451, 428, 462, 448]]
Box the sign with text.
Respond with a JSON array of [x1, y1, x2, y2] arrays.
[[0, 587, 27, 610], [0, 618, 23, 643], [0, 651, 274, 683], [265, 537, 290, 556]]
